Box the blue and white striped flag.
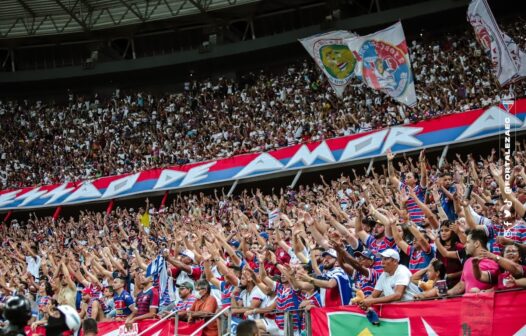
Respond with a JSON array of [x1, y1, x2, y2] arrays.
[[146, 255, 175, 307]]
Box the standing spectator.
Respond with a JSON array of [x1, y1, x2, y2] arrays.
[[333, 240, 379, 297], [354, 206, 395, 272], [448, 229, 500, 295], [438, 172, 457, 221], [125, 273, 159, 327], [472, 244, 525, 290], [387, 150, 427, 226], [112, 276, 135, 320], [361, 249, 420, 307], [165, 249, 202, 289], [79, 288, 104, 322], [299, 248, 352, 307], [390, 220, 435, 273], [431, 220, 464, 288]]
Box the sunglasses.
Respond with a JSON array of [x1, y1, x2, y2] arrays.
[[197, 287, 207, 291]]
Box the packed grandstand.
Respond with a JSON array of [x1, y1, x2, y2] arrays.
[[0, 0, 526, 336]]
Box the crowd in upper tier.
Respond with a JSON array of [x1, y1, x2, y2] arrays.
[[1, 21, 525, 190]]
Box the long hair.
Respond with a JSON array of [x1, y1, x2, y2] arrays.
[[439, 220, 460, 248]]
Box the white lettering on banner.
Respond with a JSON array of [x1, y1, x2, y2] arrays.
[[102, 173, 141, 199], [179, 161, 216, 187], [234, 153, 284, 178], [153, 169, 186, 190], [16, 188, 48, 207], [339, 130, 388, 161], [285, 142, 336, 168], [381, 126, 423, 153], [63, 182, 102, 203], [118, 323, 138, 336], [43, 183, 75, 205], [457, 106, 522, 141], [0, 190, 20, 207]]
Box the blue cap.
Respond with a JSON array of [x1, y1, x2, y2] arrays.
[[259, 232, 269, 240], [228, 240, 240, 248], [354, 249, 375, 261]]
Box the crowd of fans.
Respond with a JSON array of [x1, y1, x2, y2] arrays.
[[1, 21, 525, 190], [0, 146, 525, 335]]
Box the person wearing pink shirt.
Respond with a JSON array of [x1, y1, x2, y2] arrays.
[[448, 229, 500, 295]]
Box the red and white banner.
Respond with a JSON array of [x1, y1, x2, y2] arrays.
[[25, 319, 203, 336], [2, 99, 526, 211], [311, 290, 526, 336]]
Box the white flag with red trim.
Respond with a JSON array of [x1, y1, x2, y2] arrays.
[[344, 21, 417, 107], [467, 0, 526, 86]]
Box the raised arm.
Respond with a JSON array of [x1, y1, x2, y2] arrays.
[[419, 150, 428, 188], [390, 221, 409, 254], [387, 150, 400, 187]]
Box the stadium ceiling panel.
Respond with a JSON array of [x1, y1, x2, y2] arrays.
[[0, 0, 261, 38]]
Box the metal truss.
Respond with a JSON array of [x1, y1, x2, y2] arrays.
[[0, 0, 260, 38]]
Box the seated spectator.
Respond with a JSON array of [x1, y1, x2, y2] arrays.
[[189, 280, 219, 336]]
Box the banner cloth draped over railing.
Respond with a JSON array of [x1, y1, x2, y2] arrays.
[[25, 319, 203, 336], [311, 290, 526, 336], [1, 99, 526, 211]]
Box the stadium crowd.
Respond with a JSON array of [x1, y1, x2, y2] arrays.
[[1, 146, 526, 335], [1, 21, 526, 190]]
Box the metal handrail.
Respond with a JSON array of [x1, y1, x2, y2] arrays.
[[134, 288, 525, 336], [189, 306, 231, 336], [137, 310, 177, 336]]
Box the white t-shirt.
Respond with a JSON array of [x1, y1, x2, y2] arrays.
[[374, 264, 419, 301], [26, 256, 41, 280], [240, 286, 267, 320]]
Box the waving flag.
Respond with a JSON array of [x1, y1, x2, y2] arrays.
[[345, 22, 417, 107], [468, 0, 526, 85], [299, 31, 357, 97], [146, 255, 175, 306]]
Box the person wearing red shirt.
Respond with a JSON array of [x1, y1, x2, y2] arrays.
[[164, 249, 202, 287]]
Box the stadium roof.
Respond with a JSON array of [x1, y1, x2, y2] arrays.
[[0, 0, 261, 38]]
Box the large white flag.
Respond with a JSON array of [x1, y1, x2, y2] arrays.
[[344, 22, 417, 107], [299, 31, 358, 97], [468, 0, 526, 85]]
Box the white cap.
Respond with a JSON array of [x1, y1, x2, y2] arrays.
[[322, 249, 337, 259], [57, 305, 81, 331], [180, 250, 196, 263], [380, 249, 400, 262]]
